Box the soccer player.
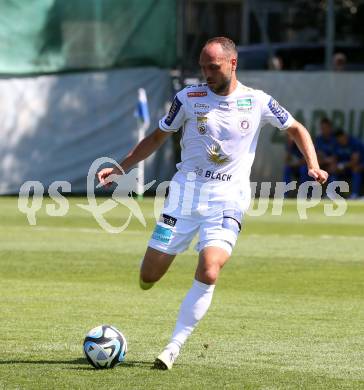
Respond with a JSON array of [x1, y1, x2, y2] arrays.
[[98, 37, 328, 370]]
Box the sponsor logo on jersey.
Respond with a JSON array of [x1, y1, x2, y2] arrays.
[[159, 213, 177, 227], [207, 143, 230, 165], [268, 97, 289, 125], [197, 116, 208, 134], [194, 103, 209, 110], [186, 83, 207, 88], [194, 103, 210, 115], [187, 91, 207, 98], [205, 171, 232, 181], [218, 101, 230, 110], [237, 98, 252, 110], [194, 166, 232, 181], [152, 224, 173, 244], [164, 96, 182, 126]]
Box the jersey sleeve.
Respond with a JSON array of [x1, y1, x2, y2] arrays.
[[159, 91, 186, 132], [259, 91, 295, 130]]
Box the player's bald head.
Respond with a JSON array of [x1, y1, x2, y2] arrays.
[[199, 37, 238, 95], [201, 37, 237, 60]]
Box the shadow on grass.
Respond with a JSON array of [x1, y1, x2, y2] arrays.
[[69, 360, 153, 370], [0, 358, 153, 369], [0, 358, 88, 365]]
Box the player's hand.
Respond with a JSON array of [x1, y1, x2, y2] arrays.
[[97, 167, 123, 189], [308, 168, 329, 184]]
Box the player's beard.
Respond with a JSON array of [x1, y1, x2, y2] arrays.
[[209, 73, 232, 95]]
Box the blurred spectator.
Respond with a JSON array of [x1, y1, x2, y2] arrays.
[[315, 118, 336, 178], [283, 136, 308, 186], [333, 52, 347, 71], [268, 55, 283, 70], [333, 128, 364, 198]]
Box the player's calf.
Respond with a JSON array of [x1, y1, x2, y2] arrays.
[[139, 247, 175, 290]]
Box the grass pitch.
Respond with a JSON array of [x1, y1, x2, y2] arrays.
[[0, 196, 363, 389]]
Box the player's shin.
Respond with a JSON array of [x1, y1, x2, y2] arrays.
[[168, 280, 215, 354]]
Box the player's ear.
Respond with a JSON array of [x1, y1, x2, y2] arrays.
[[231, 58, 237, 70]]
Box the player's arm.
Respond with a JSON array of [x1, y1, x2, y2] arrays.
[[98, 89, 185, 187], [286, 120, 329, 184], [98, 128, 171, 186], [117, 127, 171, 172]]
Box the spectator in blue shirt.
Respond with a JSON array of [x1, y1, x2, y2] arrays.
[[333, 128, 364, 198], [315, 118, 337, 176]]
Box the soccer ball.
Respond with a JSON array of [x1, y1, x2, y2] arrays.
[[83, 325, 127, 369]]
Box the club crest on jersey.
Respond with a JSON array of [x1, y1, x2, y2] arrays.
[[239, 118, 251, 135], [188, 91, 207, 98], [197, 116, 208, 134], [207, 143, 230, 165]]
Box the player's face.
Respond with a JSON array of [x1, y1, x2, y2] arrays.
[[199, 44, 237, 95]]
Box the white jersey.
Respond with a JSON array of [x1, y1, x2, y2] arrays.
[[159, 82, 294, 210]]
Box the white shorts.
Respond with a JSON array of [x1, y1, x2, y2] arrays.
[[148, 202, 243, 256]]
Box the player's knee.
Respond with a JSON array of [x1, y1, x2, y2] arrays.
[[197, 265, 220, 284], [204, 270, 219, 284]]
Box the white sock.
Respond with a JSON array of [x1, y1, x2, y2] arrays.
[[165, 279, 215, 354]]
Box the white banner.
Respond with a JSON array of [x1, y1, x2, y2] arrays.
[[0, 68, 174, 194]]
